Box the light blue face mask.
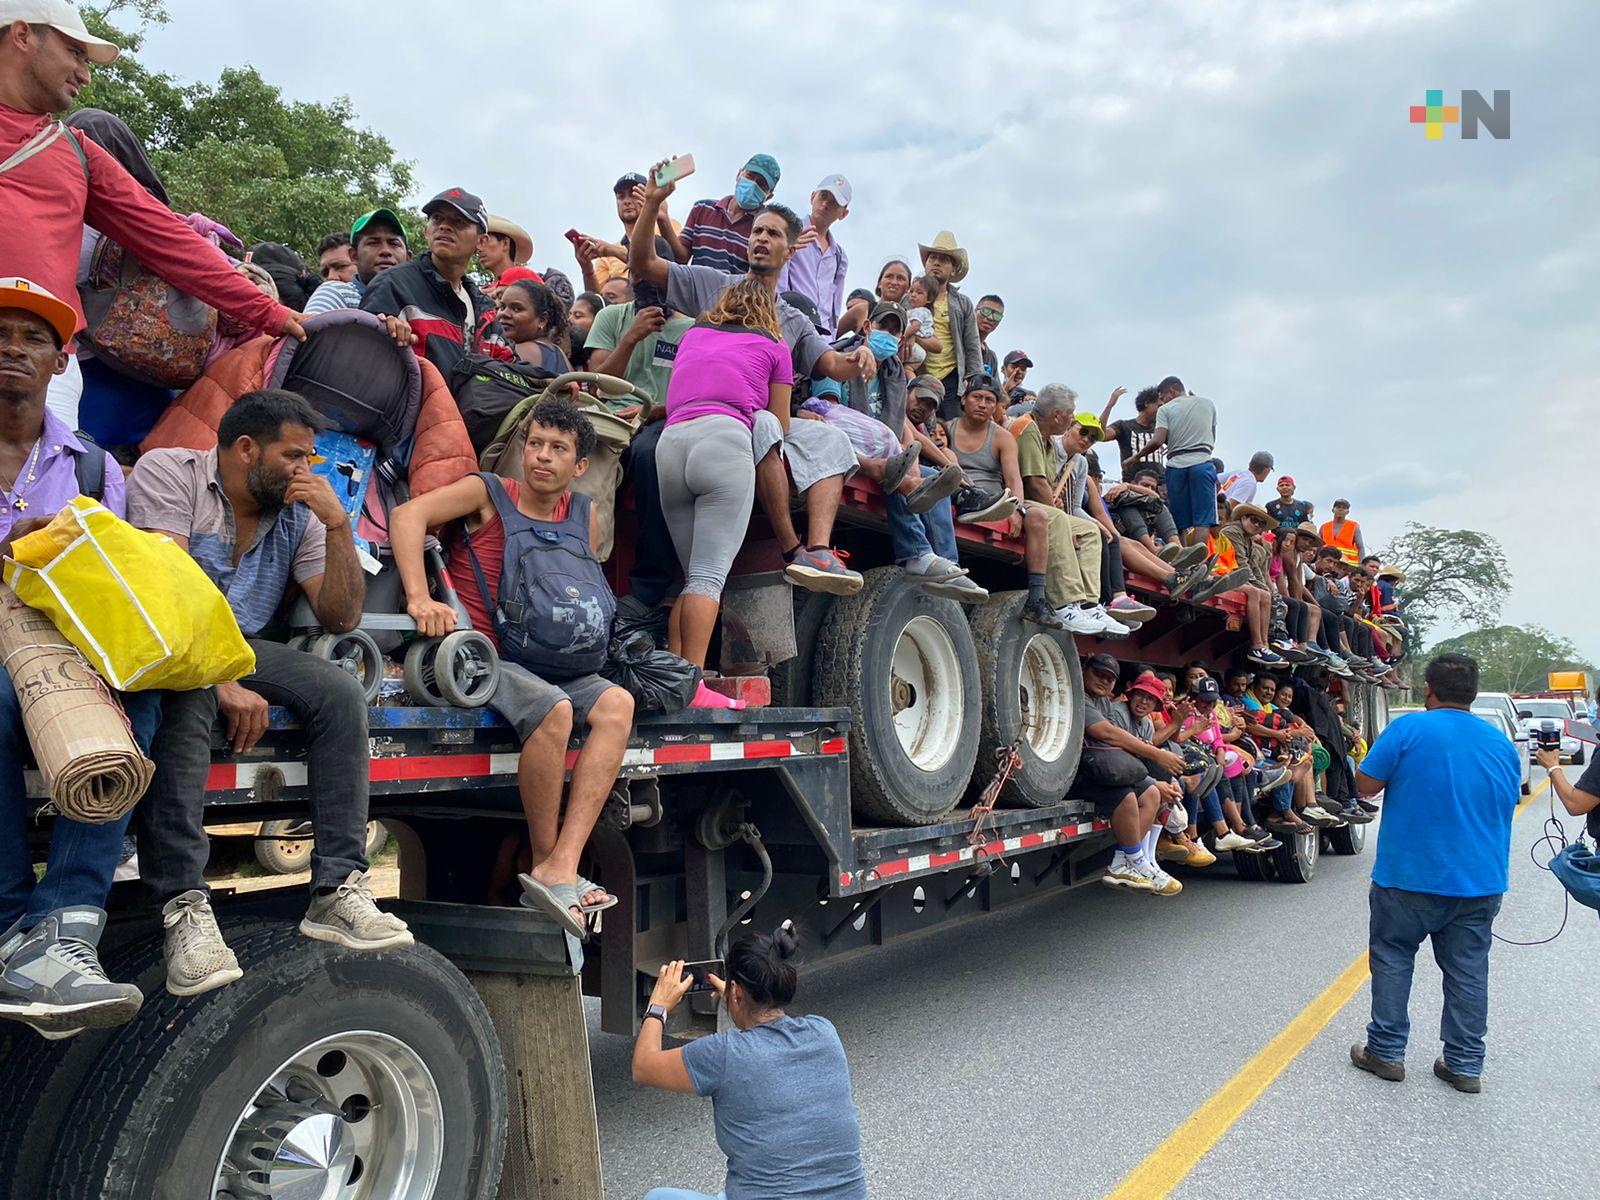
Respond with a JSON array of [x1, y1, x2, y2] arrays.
[[735, 178, 766, 209], [867, 330, 900, 361]]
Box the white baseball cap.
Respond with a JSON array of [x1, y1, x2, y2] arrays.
[[0, 1, 121, 64], [815, 175, 852, 207]]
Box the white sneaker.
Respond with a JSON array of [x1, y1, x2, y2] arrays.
[[1056, 605, 1105, 634], [1085, 605, 1133, 637], [1147, 865, 1184, 896], [1213, 830, 1254, 852], [1102, 852, 1154, 891], [162, 890, 243, 997]]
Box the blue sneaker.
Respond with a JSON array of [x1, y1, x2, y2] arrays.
[[0, 907, 141, 1036]]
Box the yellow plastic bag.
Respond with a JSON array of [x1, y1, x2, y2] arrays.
[[3, 495, 254, 690]]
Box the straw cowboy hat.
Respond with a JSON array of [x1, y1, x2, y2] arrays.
[[1295, 522, 1324, 545], [1231, 503, 1272, 525], [1376, 564, 1407, 583], [918, 230, 970, 282], [486, 215, 534, 265]]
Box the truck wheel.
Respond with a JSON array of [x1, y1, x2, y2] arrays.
[[814, 568, 981, 825], [968, 592, 1084, 807], [1326, 816, 1367, 856], [1274, 827, 1319, 883], [254, 819, 314, 874], [770, 591, 834, 708], [309, 630, 385, 705], [365, 819, 391, 858], [45, 919, 506, 1200]]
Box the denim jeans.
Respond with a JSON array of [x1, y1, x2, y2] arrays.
[[1366, 882, 1502, 1074], [139, 639, 370, 899], [643, 1189, 724, 1200], [886, 491, 959, 564], [0, 666, 163, 930]]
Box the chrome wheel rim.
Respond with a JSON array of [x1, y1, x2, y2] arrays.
[[213, 1030, 443, 1199], [1018, 633, 1074, 762]]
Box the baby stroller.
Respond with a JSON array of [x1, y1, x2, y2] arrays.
[[278, 310, 501, 708]]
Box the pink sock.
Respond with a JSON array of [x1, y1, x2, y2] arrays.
[[691, 680, 746, 710]]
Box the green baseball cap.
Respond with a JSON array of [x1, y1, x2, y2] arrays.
[[350, 208, 408, 245]]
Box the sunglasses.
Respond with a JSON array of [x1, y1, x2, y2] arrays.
[[976, 307, 1004, 321]]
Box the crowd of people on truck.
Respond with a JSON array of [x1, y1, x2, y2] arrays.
[[0, 1, 1417, 1130]]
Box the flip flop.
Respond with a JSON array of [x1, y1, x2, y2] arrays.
[[575, 874, 619, 914], [517, 874, 586, 940], [881, 442, 922, 493]]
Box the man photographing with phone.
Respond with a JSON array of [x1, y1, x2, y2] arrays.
[[630, 925, 867, 1199]]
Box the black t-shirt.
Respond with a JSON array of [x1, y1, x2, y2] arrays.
[[1575, 756, 1600, 840], [1266, 497, 1313, 531], [1108, 418, 1162, 470]]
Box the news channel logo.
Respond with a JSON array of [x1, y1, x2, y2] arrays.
[[1409, 89, 1510, 140]]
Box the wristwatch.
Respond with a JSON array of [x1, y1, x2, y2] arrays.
[[643, 1004, 668, 1025]]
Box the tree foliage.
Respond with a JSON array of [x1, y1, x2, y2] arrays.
[[1376, 523, 1510, 645], [1425, 625, 1595, 696], [73, 2, 416, 255]]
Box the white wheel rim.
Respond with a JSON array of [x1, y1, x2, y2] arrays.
[[1018, 633, 1074, 763], [889, 615, 963, 772]]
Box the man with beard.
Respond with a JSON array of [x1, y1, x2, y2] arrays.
[[128, 390, 410, 1001]]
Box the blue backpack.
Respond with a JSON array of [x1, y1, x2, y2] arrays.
[[464, 474, 615, 676], [1550, 840, 1600, 915]]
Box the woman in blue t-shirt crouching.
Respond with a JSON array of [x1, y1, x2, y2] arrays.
[[632, 924, 868, 1200]]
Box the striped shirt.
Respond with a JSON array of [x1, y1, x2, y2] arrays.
[[678, 195, 753, 274]]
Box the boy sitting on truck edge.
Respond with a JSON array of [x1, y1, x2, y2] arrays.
[[391, 397, 635, 939]]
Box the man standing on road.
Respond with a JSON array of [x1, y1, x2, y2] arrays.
[[1349, 652, 1520, 1094]]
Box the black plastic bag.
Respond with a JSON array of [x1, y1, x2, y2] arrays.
[[611, 594, 670, 651], [601, 632, 700, 716]]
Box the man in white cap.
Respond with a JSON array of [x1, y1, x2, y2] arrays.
[[0, 5, 306, 427], [777, 174, 851, 333]]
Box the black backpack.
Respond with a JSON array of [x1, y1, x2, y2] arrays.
[[449, 354, 557, 457]]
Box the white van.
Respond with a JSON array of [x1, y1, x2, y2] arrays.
[[1470, 691, 1532, 794]]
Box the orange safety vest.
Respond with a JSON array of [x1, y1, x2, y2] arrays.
[[1207, 531, 1238, 574], [1320, 519, 1361, 565]]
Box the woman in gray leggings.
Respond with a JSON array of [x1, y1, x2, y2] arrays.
[[656, 280, 794, 706]]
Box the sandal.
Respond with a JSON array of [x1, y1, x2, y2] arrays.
[[516, 874, 587, 940], [881, 442, 922, 493], [575, 874, 619, 914]]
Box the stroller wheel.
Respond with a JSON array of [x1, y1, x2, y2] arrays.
[[403, 639, 449, 707], [434, 631, 501, 708], [309, 630, 385, 705]]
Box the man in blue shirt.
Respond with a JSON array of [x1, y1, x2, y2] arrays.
[[1350, 652, 1520, 1093]]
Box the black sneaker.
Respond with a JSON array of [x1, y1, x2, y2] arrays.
[[1433, 1057, 1481, 1094], [1351, 1043, 1405, 1082], [1356, 798, 1381, 814], [953, 486, 1017, 524], [1020, 596, 1069, 630]]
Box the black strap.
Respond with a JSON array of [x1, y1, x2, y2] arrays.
[[72, 432, 106, 500]]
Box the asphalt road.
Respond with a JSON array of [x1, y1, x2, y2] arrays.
[[589, 763, 1599, 1200]]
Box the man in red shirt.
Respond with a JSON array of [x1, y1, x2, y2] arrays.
[[0, 8, 303, 411]]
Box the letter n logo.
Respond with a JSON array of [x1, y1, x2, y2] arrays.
[[1460, 90, 1511, 139]]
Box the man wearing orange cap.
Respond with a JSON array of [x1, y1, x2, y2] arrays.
[[0, 277, 162, 1038]]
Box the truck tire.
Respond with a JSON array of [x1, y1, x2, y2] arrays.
[[1233, 849, 1269, 881], [254, 818, 314, 874], [969, 592, 1084, 807], [1274, 827, 1319, 883], [770, 590, 834, 708], [45, 919, 506, 1200], [814, 568, 981, 825], [1326, 816, 1367, 856]]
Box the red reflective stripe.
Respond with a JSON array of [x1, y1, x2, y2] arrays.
[[821, 737, 847, 755], [744, 741, 793, 759], [872, 859, 912, 879], [654, 744, 713, 764], [369, 754, 492, 781], [927, 850, 963, 868], [206, 764, 236, 790]]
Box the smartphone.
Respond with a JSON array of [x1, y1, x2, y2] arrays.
[[564, 228, 583, 246], [682, 958, 723, 994], [653, 154, 696, 188]]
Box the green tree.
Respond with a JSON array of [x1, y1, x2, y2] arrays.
[[73, 2, 417, 255], [1376, 523, 1510, 646], [1423, 625, 1595, 696]]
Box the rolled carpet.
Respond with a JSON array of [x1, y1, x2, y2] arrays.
[[0, 585, 153, 823]]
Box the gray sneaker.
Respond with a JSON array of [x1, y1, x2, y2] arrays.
[[301, 871, 414, 951], [163, 890, 243, 997], [783, 547, 865, 595], [0, 907, 142, 1034]]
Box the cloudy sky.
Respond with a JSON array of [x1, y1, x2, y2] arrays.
[[130, 0, 1598, 658]]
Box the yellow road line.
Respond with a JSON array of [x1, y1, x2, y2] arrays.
[[1104, 951, 1371, 1200], [1516, 775, 1552, 819]]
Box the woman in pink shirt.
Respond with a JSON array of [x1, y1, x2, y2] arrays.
[[655, 278, 793, 707]]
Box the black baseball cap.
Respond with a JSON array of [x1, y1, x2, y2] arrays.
[[1085, 653, 1121, 679], [1192, 676, 1221, 703], [614, 172, 647, 193], [1003, 350, 1033, 368], [870, 299, 907, 329], [422, 188, 489, 232]]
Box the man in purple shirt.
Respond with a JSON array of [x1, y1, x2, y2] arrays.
[[777, 175, 851, 333], [0, 278, 161, 1039]]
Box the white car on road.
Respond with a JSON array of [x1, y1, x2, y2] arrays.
[[1514, 697, 1584, 764], [1469, 701, 1532, 795]]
